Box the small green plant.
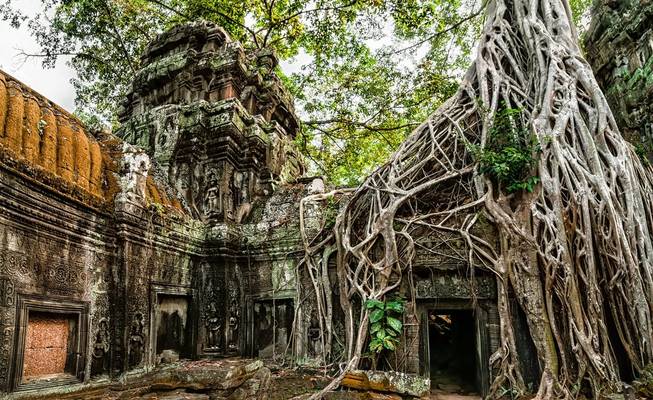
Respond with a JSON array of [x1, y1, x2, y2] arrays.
[[366, 297, 404, 355], [323, 195, 339, 229], [473, 105, 541, 193], [634, 140, 652, 166], [149, 202, 166, 216]]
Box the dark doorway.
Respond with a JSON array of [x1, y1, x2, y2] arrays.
[[253, 299, 294, 359], [428, 309, 479, 395], [155, 295, 192, 363]]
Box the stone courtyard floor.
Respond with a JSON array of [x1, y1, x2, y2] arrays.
[[8, 358, 484, 400]]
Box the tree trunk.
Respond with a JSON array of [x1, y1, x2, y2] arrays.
[[305, 0, 653, 397]]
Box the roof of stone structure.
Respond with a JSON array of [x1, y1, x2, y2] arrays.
[[118, 20, 300, 138], [0, 70, 185, 213]]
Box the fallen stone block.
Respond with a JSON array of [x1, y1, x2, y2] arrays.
[[342, 370, 430, 397]]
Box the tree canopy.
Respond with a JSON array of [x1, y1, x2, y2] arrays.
[[1, 0, 591, 185]]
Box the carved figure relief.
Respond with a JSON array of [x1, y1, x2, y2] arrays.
[[204, 170, 221, 217], [308, 316, 322, 357], [92, 318, 110, 375], [204, 302, 221, 352], [227, 298, 239, 353], [233, 172, 252, 222], [92, 319, 110, 359], [128, 312, 145, 367], [118, 144, 151, 204]]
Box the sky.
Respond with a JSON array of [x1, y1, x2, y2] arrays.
[[0, 0, 310, 114], [0, 0, 77, 111], [0, 0, 441, 115]]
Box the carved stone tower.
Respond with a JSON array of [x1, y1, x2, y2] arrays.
[[117, 21, 305, 223]]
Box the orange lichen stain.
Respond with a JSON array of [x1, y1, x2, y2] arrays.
[[22, 96, 41, 163], [100, 149, 121, 202], [73, 125, 91, 190], [89, 139, 103, 196], [146, 176, 162, 204], [158, 185, 171, 206], [39, 108, 58, 172], [4, 84, 24, 154], [56, 115, 75, 182], [0, 76, 7, 137], [170, 198, 183, 211]]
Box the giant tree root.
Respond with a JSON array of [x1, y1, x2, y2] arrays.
[[301, 0, 653, 398]]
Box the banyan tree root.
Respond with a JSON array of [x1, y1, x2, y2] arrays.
[[302, 0, 653, 398]]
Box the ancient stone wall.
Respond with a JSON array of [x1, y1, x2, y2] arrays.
[[0, 19, 508, 397], [117, 21, 305, 224], [585, 0, 653, 154]]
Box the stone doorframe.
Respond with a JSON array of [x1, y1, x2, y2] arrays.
[[148, 283, 196, 366], [417, 299, 491, 397], [243, 295, 295, 358], [10, 294, 89, 392]]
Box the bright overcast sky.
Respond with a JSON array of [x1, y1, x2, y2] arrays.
[[0, 0, 408, 115], [0, 0, 77, 111], [0, 0, 308, 114]]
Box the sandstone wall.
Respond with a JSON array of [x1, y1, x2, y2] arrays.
[[585, 0, 653, 154]]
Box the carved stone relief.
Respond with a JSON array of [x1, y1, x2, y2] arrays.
[[128, 312, 145, 368], [91, 318, 110, 376]]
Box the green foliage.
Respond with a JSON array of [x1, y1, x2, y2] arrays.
[[634, 363, 653, 398], [0, 0, 593, 184], [323, 195, 340, 229], [366, 297, 404, 354], [473, 105, 540, 193], [634, 139, 653, 166]]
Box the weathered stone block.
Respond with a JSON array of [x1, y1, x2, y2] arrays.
[[342, 370, 430, 397]]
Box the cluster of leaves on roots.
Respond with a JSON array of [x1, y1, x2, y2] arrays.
[[300, 0, 653, 399]]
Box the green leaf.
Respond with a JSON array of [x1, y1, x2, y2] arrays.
[[386, 316, 403, 333], [369, 338, 383, 353], [370, 309, 384, 323], [365, 299, 384, 310], [385, 300, 404, 313], [383, 337, 396, 351], [370, 322, 382, 334]]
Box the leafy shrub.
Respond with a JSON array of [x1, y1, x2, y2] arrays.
[[366, 298, 404, 354], [473, 105, 540, 193]]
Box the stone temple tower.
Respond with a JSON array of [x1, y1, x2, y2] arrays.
[[117, 21, 305, 223]]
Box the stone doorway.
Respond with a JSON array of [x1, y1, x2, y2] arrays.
[[252, 299, 294, 359], [11, 296, 89, 391], [428, 310, 479, 395], [150, 284, 195, 365], [419, 301, 490, 398], [155, 295, 191, 363], [22, 312, 78, 383]]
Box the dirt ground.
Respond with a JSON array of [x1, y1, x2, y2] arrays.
[[428, 390, 482, 400]]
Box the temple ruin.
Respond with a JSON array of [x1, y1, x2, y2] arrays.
[[0, 21, 510, 398], [10, 10, 653, 396]]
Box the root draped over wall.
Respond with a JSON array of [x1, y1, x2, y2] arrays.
[[301, 0, 653, 398]]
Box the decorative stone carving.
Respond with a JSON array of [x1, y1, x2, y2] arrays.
[[117, 144, 151, 206], [116, 21, 305, 222], [204, 170, 222, 217], [91, 318, 110, 376], [585, 1, 653, 158], [0, 278, 14, 307], [307, 316, 322, 357], [92, 318, 110, 359], [0, 327, 13, 387], [227, 298, 239, 354], [129, 312, 145, 367], [204, 302, 222, 352]]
